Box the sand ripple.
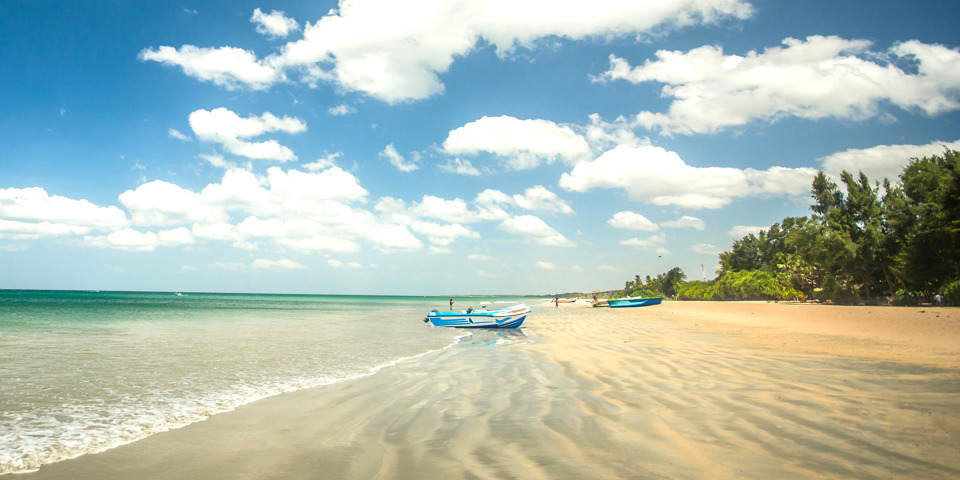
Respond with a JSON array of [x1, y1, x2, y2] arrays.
[[21, 302, 960, 479]]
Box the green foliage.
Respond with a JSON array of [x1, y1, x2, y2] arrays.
[[942, 280, 960, 305], [621, 150, 960, 305], [676, 271, 800, 301], [623, 267, 686, 298]]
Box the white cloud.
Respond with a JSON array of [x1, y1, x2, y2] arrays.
[[584, 113, 648, 152], [512, 186, 573, 214], [410, 196, 478, 223], [251, 8, 300, 39], [535, 261, 556, 270], [0, 187, 128, 239], [411, 221, 479, 246], [498, 215, 575, 247], [662, 215, 706, 230], [197, 153, 234, 169], [620, 233, 666, 249], [120, 180, 226, 226], [439, 158, 482, 176], [476, 186, 573, 214], [818, 139, 960, 184], [559, 145, 816, 209], [303, 152, 343, 171], [443, 116, 591, 169], [85, 227, 194, 252], [189, 108, 306, 162], [328, 104, 357, 116], [168, 128, 191, 141], [252, 258, 308, 270], [278, 236, 361, 253], [328, 259, 362, 269], [267, 0, 752, 103], [468, 253, 496, 262], [380, 144, 419, 172], [138, 45, 280, 90], [598, 36, 960, 135], [607, 211, 659, 231], [728, 225, 765, 238], [0, 219, 89, 239], [691, 243, 722, 255], [366, 224, 423, 251], [265, 166, 369, 204]]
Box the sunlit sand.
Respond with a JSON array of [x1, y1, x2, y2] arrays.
[[23, 301, 960, 479]]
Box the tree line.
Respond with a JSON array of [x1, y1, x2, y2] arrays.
[[620, 150, 960, 305]]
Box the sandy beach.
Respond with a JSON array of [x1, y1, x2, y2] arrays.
[[20, 301, 960, 479]]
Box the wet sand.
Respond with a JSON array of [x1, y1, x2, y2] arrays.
[[21, 301, 960, 479]]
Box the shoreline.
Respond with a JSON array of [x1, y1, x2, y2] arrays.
[[18, 301, 960, 479]]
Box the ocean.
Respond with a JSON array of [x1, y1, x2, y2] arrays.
[[0, 290, 529, 474]]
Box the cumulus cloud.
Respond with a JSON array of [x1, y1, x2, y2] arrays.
[[109, 164, 378, 254], [598, 36, 960, 135], [411, 221, 480, 246], [439, 158, 481, 176], [85, 227, 194, 252], [443, 116, 592, 170], [818, 139, 960, 184], [559, 145, 817, 209], [662, 215, 706, 230], [475, 186, 573, 214], [366, 224, 423, 251], [251, 8, 300, 39], [498, 215, 575, 247], [120, 180, 226, 226], [145, 0, 750, 101], [729, 225, 765, 238], [409, 195, 479, 223], [328, 259, 363, 269], [607, 211, 659, 231], [535, 261, 556, 270], [380, 144, 419, 172], [138, 45, 280, 90], [691, 243, 722, 255], [188, 107, 306, 162], [620, 233, 669, 255], [272, 0, 752, 103], [0, 187, 128, 239], [252, 258, 307, 270]]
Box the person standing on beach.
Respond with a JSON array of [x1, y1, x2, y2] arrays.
[[449, 298, 454, 309], [554, 297, 559, 308]]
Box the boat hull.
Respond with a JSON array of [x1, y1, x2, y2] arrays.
[[608, 297, 663, 308], [426, 314, 527, 328]]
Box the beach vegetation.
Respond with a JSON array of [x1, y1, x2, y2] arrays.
[[720, 149, 960, 305], [623, 267, 686, 298], [623, 150, 960, 305]]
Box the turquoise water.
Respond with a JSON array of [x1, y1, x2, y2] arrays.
[[0, 291, 531, 474]]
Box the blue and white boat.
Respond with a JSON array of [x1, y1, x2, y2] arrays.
[[608, 297, 663, 308], [424, 304, 530, 328]]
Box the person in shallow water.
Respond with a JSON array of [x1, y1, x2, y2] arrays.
[[449, 298, 454, 308]]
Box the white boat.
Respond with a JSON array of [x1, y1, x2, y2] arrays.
[[424, 303, 531, 328]]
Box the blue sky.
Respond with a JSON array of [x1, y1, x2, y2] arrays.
[[2, 0, 959, 295]]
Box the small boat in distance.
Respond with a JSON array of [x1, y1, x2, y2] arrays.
[[608, 297, 663, 308], [425, 304, 531, 328]]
